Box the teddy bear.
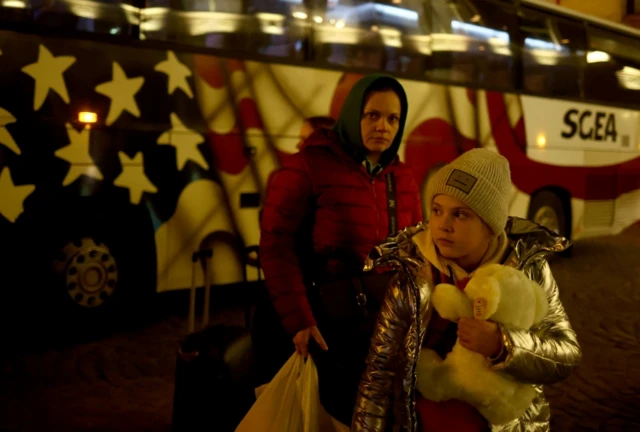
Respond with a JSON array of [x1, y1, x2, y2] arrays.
[[416, 263, 549, 426]]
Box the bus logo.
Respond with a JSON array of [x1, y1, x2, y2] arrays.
[[561, 109, 617, 142]]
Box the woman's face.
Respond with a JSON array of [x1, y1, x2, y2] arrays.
[[360, 90, 401, 161], [429, 194, 494, 271]]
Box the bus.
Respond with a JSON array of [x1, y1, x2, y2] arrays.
[[1, 0, 639, 334]]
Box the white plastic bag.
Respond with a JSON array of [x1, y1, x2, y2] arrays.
[[235, 353, 345, 432], [298, 353, 324, 432]]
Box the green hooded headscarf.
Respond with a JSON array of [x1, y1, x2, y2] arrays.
[[332, 74, 409, 168]]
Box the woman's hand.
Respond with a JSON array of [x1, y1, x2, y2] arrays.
[[293, 326, 329, 357], [457, 317, 503, 358]]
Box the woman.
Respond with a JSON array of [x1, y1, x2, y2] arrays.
[[352, 148, 582, 431], [256, 74, 423, 426]]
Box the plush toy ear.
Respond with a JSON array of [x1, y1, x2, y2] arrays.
[[432, 283, 473, 321]]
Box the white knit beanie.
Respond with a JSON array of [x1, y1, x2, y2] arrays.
[[426, 149, 511, 236]]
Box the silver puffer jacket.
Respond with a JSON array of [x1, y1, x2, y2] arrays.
[[351, 217, 582, 432]]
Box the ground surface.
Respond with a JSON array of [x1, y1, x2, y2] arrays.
[[1, 225, 639, 431]]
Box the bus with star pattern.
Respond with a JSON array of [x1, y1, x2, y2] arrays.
[[1, 0, 640, 336]]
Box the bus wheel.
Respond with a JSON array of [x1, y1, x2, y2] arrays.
[[37, 206, 157, 342], [52, 237, 118, 310], [529, 191, 566, 236], [44, 226, 155, 342], [528, 189, 573, 255], [533, 204, 561, 235]]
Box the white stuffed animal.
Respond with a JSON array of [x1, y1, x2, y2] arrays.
[[416, 264, 549, 426]]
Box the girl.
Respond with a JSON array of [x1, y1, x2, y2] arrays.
[[352, 148, 582, 431]]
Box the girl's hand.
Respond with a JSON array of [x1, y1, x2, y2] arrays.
[[457, 317, 503, 358]]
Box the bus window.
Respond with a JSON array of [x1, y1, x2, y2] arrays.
[[30, 0, 140, 37], [311, 1, 393, 71], [398, 32, 432, 78], [140, 0, 308, 61], [246, 1, 308, 60], [426, 0, 517, 90], [372, 1, 429, 77], [0, 0, 31, 24], [518, 7, 585, 98], [585, 26, 640, 107], [140, 1, 251, 50]]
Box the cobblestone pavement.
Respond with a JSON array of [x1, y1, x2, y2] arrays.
[[544, 223, 640, 432], [1, 225, 639, 432]]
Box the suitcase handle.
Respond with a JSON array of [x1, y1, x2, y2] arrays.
[[242, 246, 261, 329], [187, 246, 261, 334], [188, 248, 214, 334]]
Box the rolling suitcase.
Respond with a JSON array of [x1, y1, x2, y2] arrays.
[[172, 247, 260, 432]]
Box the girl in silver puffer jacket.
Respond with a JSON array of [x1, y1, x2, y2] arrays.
[[352, 149, 582, 432]]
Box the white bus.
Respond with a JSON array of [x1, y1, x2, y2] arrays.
[[1, 0, 638, 334]]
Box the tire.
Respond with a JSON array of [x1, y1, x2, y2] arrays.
[[527, 189, 573, 257], [14, 198, 156, 344]]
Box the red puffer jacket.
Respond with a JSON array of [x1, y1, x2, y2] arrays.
[[260, 129, 423, 335]]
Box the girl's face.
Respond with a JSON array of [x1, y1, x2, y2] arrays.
[[429, 194, 494, 271]]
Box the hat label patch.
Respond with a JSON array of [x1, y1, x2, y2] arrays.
[[446, 169, 477, 194]]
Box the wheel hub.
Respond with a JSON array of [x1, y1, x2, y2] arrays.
[[54, 238, 118, 308]]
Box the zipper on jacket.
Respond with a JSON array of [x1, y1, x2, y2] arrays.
[[371, 176, 381, 239], [408, 274, 421, 432]]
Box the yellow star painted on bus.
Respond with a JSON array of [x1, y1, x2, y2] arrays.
[[95, 62, 145, 126], [54, 124, 103, 186], [154, 51, 193, 98], [0, 107, 20, 155], [21, 45, 76, 111], [157, 113, 208, 171], [0, 167, 35, 223], [113, 152, 157, 205]]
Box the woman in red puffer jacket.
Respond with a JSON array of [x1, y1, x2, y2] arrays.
[[254, 74, 423, 427]]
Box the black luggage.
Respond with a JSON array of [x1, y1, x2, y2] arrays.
[[171, 247, 260, 432]]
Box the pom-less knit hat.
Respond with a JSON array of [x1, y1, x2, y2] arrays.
[[426, 149, 512, 236]]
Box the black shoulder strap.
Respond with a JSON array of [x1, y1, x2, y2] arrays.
[[385, 173, 397, 236]]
